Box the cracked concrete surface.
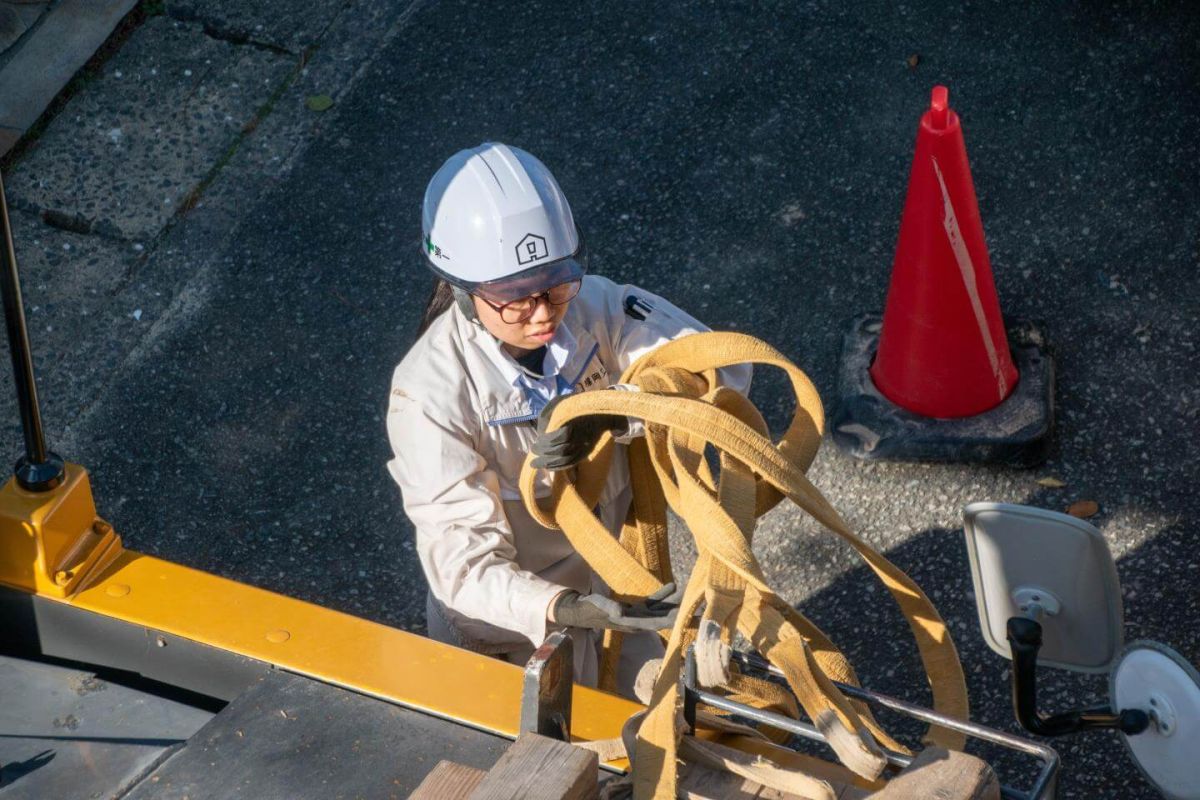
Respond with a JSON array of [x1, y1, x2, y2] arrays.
[[6, 14, 295, 240], [163, 0, 344, 54]]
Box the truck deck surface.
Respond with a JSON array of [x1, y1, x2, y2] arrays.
[[1, 657, 511, 799]]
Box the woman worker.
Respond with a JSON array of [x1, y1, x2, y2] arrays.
[[386, 142, 749, 697]]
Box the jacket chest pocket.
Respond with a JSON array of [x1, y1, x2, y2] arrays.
[[564, 340, 611, 393], [482, 409, 540, 500]]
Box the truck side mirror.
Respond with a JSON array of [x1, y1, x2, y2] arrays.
[[963, 502, 1123, 672], [963, 502, 1200, 798]]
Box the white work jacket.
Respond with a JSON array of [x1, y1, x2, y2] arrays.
[[386, 275, 748, 654]]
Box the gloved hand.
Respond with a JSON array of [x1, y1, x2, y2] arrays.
[[550, 583, 682, 633], [531, 393, 629, 471]]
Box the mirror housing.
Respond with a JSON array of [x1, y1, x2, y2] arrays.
[[963, 502, 1124, 673]]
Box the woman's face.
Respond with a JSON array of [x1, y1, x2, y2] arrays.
[[473, 293, 570, 355]]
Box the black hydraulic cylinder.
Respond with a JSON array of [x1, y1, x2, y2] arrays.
[[1007, 616, 1149, 737], [0, 171, 64, 491]]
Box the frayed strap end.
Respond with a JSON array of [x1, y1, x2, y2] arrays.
[[815, 710, 889, 780], [696, 619, 732, 688]]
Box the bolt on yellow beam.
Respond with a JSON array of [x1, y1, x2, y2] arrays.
[[0, 463, 121, 598]]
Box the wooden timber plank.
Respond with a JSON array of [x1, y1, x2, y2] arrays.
[[869, 747, 1000, 800], [0, 0, 137, 156], [469, 733, 598, 800], [409, 760, 487, 800]]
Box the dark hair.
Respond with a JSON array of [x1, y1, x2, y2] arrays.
[[417, 279, 456, 336]]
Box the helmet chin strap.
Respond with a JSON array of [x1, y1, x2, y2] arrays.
[[451, 286, 481, 325], [451, 286, 524, 356]]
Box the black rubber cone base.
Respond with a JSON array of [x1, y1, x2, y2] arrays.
[[830, 315, 1054, 468]]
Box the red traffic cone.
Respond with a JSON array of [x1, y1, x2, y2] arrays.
[[870, 86, 1017, 418], [831, 86, 1053, 467]]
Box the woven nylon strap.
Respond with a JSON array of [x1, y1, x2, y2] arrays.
[[519, 332, 968, 799]]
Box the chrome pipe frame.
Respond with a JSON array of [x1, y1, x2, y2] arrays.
[[683, 649, 1059, 800]]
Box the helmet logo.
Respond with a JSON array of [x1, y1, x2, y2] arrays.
[[515, 233, 548, 265], [425, 234, 449, 260]]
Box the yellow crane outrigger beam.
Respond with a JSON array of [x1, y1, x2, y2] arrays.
[[0, 462, 640, 753]]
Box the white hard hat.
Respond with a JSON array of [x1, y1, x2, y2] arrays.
[[421, 143, 586, 302]]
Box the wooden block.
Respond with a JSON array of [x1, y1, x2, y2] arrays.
[[469, 733, 598, 800], [408, 760, 487, 800], [869, 747, 1000, 800]]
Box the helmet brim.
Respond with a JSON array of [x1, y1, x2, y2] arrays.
[[429, 245, 587, 303]]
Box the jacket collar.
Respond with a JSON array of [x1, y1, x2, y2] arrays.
[[453, 304, 578, 388], [451, 305, 603, 427]]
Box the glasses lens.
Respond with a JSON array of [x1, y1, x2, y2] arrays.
[[500, 298, 535, 324], [497, 280, 582, 324], [546, 280, 582, 305]]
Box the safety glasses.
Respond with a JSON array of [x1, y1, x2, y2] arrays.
[[475, 279, 582, 324]]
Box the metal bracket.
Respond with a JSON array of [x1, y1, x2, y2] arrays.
[[1007, 616, 1150, 737], [520, 631, 573, 741], [0, 464, 123, 598]]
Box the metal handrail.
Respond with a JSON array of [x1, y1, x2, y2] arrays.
[[683, 649, 1059, 800], [0, 169, 63, 491]]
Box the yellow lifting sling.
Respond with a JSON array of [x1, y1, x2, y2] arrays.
[[519, 332, 969, 800]]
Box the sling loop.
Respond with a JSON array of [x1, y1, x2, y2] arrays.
[[519, 332, 968, 799]]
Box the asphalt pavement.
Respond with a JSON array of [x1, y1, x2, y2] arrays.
[[4, 1, 1199, 797]]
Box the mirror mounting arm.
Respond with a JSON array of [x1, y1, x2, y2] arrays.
[[1007, 617, 1150, 737]]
